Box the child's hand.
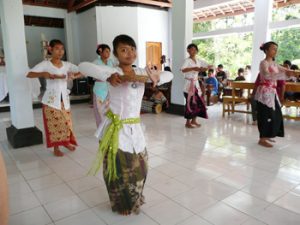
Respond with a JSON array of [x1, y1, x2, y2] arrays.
[[146, 66, 160, 87], [43, 72, 53, 79], [107, 73, 122, 86], [43, 72, 66, 79], [193, 67, 201, 72], [52, 74, 67, 79], [199, 67, 208, 72], [67, 72, 75, 80]]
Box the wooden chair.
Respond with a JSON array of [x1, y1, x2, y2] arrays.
[[282, 82, 300, 121], [222, 81, 255, 117]]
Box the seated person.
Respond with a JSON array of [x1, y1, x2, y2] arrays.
[[288, 64, 299, 82], [291, 65, 300, 83], [198, 71, 207, 83], [235, 68, 246, 81], [164, 66, 172, 72], [216, 64, 228, 87], [287, 64, 300, 101], [277, 60, 291, 102], [205, 69, 218, 96], [245, 65, 252, 81]]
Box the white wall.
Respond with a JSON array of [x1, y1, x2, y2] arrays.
[[95, 6, 169, 68], [76, 8, 98, 62], [137, 7, 169, 68], [25, 26, 65, 67], [0, 20, 3, 49], [95, 6, 138, 64], [2, 5, 170, 67]]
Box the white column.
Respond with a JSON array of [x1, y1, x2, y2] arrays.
[[171, 0, 193, 106], [251, 0, 273, 81], [0, 0, 42, 147]]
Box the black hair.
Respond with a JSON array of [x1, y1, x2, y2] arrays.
[[49, 39, 64, 48], [96, 44, 111, 55], [283, 60, 292, 67], [164, 66, 172, 72], [187, 43, 198, 52], [217, 64, 223, 68], [238, 68, 244, 75], [113, 34, 136, 56], [245, 65, 251, 70], [160, 55, 166, 64], [291, 64, 299, 70], [208, 68, 214, 73], [260, 41, 278, 53]]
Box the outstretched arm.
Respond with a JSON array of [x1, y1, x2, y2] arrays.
[[79, 62, 122, 87], [27, 72, 66, 79]]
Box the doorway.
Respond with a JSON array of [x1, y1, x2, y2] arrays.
[[146, 42, 162, 70]]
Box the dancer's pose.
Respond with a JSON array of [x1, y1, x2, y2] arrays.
[[79, 34, 173, 215]]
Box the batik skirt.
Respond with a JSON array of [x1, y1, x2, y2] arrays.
[[42, 104, 77, 148], [257, 99, 284, 138], [103, 149, 148, 214], [184, 89, 208, 119]]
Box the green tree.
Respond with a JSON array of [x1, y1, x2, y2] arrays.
[[272, 28, 300, 64]]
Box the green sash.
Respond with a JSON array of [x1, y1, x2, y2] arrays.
[[88, 109, 140, 182]]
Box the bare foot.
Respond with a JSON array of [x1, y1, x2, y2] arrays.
[[258, 140, 273, 148], [185, 123, 195, 128], [191, 121, 201, 127], [64, 144, 76, 152], [119, 210, 131, 216], [53, 147, 64, 157]]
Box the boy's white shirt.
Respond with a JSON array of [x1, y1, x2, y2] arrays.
[[181, 57, 208, 94], [79, 62, 173, 153]]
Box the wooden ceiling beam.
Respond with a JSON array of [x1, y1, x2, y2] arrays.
[[67, 0, 76, 12], [194, 8, 255, 23], [126, 0, 172, 8], [22, 0, 67, 9], [276, 0, 300, 7], [194, 0, 300, 22], [68, 0, 98, 12]]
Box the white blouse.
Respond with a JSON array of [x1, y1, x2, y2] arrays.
[[79, 62, 173, 153], [181, 57, 208, 94], [254, 60, 287, 110], [29, 60, 78, 110]]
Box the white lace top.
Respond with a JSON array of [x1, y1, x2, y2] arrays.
[[254, 60, 287, 110], [29, 60, 78, 110], [79, 62, 173, 153], [181, 58, 208, 94]]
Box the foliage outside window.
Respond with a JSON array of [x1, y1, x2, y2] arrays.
[[193, 4, 300, 78], [272, 4, 300, 22]]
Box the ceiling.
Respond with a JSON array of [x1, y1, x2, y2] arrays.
[[22, 0, 300, 26], [193, 0, 300, 22], [22, 0, 172, 12], [24, 15, 64, 28]]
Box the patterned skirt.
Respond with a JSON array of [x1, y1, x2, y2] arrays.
[[103, 149, 148, 214], [184, 89, 208, 119], [42, 104, 77, 148]]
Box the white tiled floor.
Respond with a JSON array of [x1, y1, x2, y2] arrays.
[[1, 103, 300, 225]]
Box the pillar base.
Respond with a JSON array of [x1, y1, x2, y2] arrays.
[[6, 125, 43, 148], [165, 103, 185, 116]]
